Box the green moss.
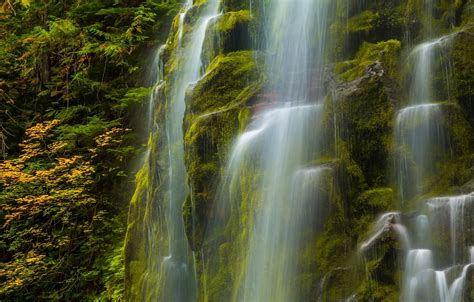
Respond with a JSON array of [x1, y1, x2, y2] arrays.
[[356, 226, 401, 301], [357, 279, 399, 302], [222, 0, 251, 11], [182, 50, 264, 252], [348, 10, 376, 33], [216, 10, 252, 32], [124, 145, 151, 300], [201, 10, 253, 62], [451, 27, 474, 126], [337, 2, 405, 59], [124, 130, 168, 301], [332, 70, 396, 187], [417, 102, 474, 196], [456, 0, 474, 25], [189, 51, 264, 113], [336, 39, 401, 82], [446, 103, 474, 154], [353, 188, 395, 239], [237, 107, 251, 131]]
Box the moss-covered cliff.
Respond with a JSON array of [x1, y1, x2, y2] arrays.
[[2, 0, 473, 301], [191, 1, 470, 301], [123, 0, 474, 301]]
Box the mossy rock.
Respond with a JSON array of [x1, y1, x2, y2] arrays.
[[315, 186, 396, 301], [343, 3, 404, 58], [124, 136, 165, 301], [422, 102, 474, 196], [356, 224, 401, 302], [455, 0, 474, 25], [187, 50, 264, 113], [202, 10, 253, 69], [466, 265, 474, 301], [451, 26, 474, 127], [222, 0, 250, 11], [333, 62, 398, 187], [335, 39, 401, 82], [318, 266, 360, 302], [183, 50, 265, 250], [353, 188, 395, 239], [216, 10, 253, 53]]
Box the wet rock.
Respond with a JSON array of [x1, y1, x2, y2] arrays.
[[331, 61, 398, 187], [458, 179, 474, 194], [451, 26, 474, 127], [183, 51, 265, 250]]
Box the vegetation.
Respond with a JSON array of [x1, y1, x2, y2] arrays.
[[0, 0, 180, 300]]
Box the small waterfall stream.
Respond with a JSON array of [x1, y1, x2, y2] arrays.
[[395, 36, 452, 204], [400, 194, 474, 302], [157, 1, 221, 301]]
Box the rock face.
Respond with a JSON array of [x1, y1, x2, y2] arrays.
[[332, 60, 398, 187], [124, 1, 474, 301], [466, 266, 474, 302], [183, 50, 265, 250], [451, 27, 474, 127]]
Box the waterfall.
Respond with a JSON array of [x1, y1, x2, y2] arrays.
[[137, 44, 166, 300], [395, 103, 446, 202], [427, 194, 474, 265], [387, 194, 474, 302], [393, 5, 470, 298], [395, 35, 454, 204], [238, 0, 332, 298], [238, 105, 330, 301], [360, 212, 411, 252], [393, 31, 471, 301], [125, 0, 221, 301], [147, 45, 166, 134], [205, 0, 333, 301], [124, 1, 471, 301], [161, 1, 221, 300]]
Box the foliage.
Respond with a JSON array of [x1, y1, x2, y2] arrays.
[[0, 0, 180, 156], [0, 120, 127, 300], [0, 0, 180, 300]]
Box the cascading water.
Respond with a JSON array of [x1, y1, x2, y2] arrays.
[[428, 194, 474, 265], [206, 0, 333, 301], [238, 105, 330, 302], [394, 35, 471, 297], [361, 195, 473, 302], [391, 3, 473, 300], [398, 194, 474, 302], [395, 103, 445, 202], [126, 1, 244, 300], [395, 36, 452, 204], [138, 44, 166, 300], [360, 212, 411, 252], [147, 45, 166, 133], [123, 1, 473, 301], [161, 1, 221, 300]]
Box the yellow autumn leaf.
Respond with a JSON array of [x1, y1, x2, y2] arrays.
[[19, 0, 30, 8], [14, 278, 23, 286]]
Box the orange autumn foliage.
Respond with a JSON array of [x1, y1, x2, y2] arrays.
[[0, 120, 128, 297]]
